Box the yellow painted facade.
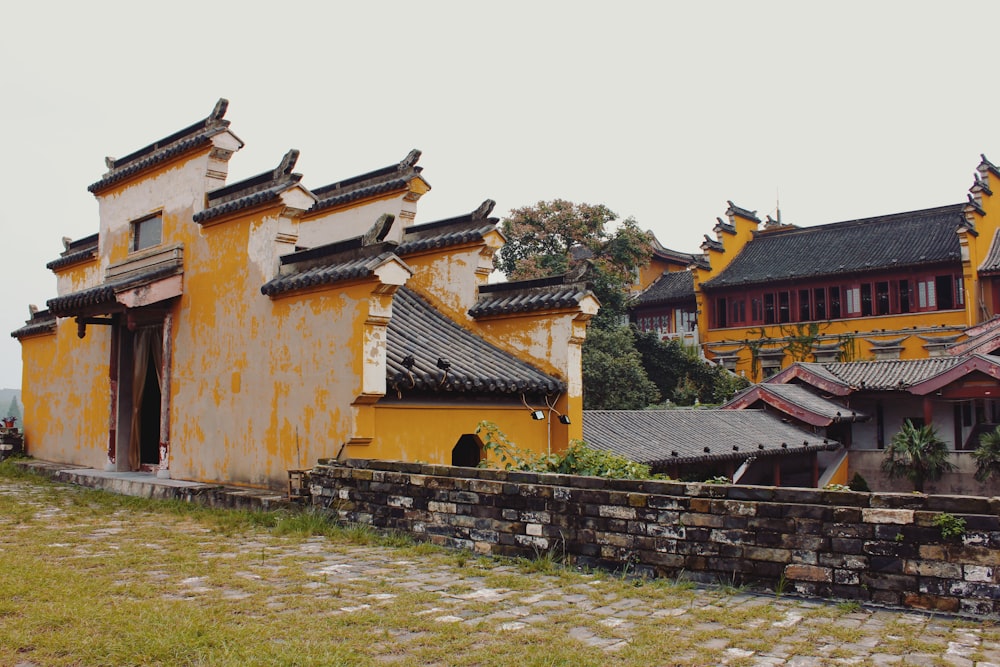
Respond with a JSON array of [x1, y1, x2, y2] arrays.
[[16, 101, 594, 489]]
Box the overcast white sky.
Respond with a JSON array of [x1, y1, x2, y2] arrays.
[[1, 1, 997, 389]]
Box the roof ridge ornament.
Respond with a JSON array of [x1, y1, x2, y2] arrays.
[[361, 214, 396, 246], [398, 149, 421, 171], [210, 98, 229, 123], [471, 199, 496, 220], [274, 149, 300, 180]]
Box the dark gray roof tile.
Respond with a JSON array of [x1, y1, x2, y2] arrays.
[[88, 99, 233, 193], [10, 310, 57, 339], [387, 287, 563, 395], [46, 233, 99, 271], [703, 204, 965, 289], [261, 245, 402, 297], [583, 409, 838, 468], [979, 229, 1000, 275], [634, 271, 695, 306], [470, 278, 591, 317], [309, 149, 423, 214], [194, 149, 305, 224], [785, 358, 964, 391], [46, 264, 181, 316]]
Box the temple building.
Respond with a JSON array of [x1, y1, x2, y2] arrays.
[[632, 157, 1000, 382], [12, 100, 597, 490]]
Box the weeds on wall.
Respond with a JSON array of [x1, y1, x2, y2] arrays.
[[475, 421, 661, 480]]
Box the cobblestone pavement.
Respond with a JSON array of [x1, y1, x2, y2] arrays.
[[3, 477, 999, 666]]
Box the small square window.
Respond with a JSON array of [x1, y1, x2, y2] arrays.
[[132, 214, 162, 252]]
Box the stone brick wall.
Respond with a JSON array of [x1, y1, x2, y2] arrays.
[[309, 459, 1000, 616]]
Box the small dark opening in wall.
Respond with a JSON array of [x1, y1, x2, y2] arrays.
[[451, 434, 482, 468]]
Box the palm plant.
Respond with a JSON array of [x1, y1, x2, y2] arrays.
[[881, 420, 955, 492], [973, 426, 1000, 483]]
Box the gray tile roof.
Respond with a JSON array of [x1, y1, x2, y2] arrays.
[[309, 149, 424, 214], [784, 358, 965, 391], [633, 270, 695, 307], [470, 276, 592, 317], [194, 149, 306, 224], [396, 200, 499, 256], [261, 239, 404, 297], [583, 409, 838, 468], [650, 237, 705, 268], [702, 204, 966, 289], [946, 316, 1000, 356], [46, 234, 99, 271], [979, 229, 1000, 275], [89, 99, 234, 193], [387, 287, 563, 395], [10, 310, 57, 339], [739, 383, 867, 422], [46, 264, 181, 316]]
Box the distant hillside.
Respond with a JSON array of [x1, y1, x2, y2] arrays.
[[0, 389, 22, 420]]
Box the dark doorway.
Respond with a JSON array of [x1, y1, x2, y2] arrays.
[[451, 434, 482, 468], [138, 351, 161, 466]]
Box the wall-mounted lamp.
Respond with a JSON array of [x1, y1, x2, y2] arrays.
[[558, 414, 571, 425], [530, 410, 545, 421]]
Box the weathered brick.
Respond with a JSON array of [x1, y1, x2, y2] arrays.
[[599, 505, 637, 520], [785, 564, 833, 582], [513, 534, 548, 550], [820, 553, 867, 570], [743, 546, 792, 563], [681, 512, 724, 528], [627, 493, 647, 508], [647, 495, 685, 510], [834, 569, 861, 585], [904, 593, 960, 613], [862, 572, 917, 591], [903, 559, 962, 579], [964, 565, 996, 582], [596, 531, 634, 548], [688, 497, 712, 513], [387, 495, 414, 509], [468, 479, 504, 495], [519, 510, 551, 524], [428, 501, 456, 514], [714, 500, 757, 516], [833, 507, 862, 522], [709, 528, 750, 545], [525, 523, 543, 537], [862, 508, 915, 525], [647, 523, 685, 539]]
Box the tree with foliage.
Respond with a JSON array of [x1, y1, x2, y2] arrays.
[[496, 199, 653, 327], [973, 426, 1000, 483], [881, 420, 956, 492], [632, 331, 749, 406], [4, 396, 20, 424], [581, 327, 660, 409], [496, 200, 661, 410]]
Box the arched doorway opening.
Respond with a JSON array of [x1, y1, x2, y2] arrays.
[[451, 434, 483, 468]]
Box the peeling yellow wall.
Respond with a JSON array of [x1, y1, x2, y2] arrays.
[[19, 320, 110, 470]]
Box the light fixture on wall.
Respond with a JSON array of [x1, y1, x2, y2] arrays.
[[545, 395, 571, 425], [522, 394, 545, 420]]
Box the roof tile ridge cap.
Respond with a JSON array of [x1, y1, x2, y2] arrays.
[[100, 98, 230, 176], [207, 149, 302, 206], [312, 148, 422, 199]]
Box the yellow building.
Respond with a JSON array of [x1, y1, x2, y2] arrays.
[[13, 99, 597, 489], [633, 158, 1000, 382]]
